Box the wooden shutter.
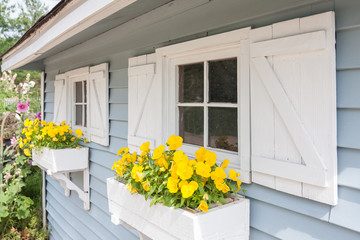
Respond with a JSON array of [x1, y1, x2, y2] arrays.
[[128, 54, 161, 152], [250, 12, 337, 205], [54, 74, 68, 124], [88, 63, 109, 146]]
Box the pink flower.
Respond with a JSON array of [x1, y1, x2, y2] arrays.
[[16, 101, 30, 113], [10, 137, 16, 146], [36, 111, 41, 120], [28, 160, 32, 164]]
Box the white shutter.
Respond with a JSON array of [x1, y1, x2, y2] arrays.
[[54, 74, 68, 124], [128, 54, 161, 152], [88, 63, 109, 146], [250, 12, 337, 205]]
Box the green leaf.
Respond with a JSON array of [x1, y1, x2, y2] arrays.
[[219, 197, 227, 204], [180, 197, 185, 208], [15, 205, 30, 219], [0, 192, 9, 203], [158, 183, 165, 193], [242, 189, 247, 194], [198, 183, 205, 195], [150, 195, 158, 207], [0, 204, 9, 218]]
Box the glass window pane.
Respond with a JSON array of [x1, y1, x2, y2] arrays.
[[84, 81, 87, 103], [179, 63, 204, 103], [209, 58, 237, 103], [84, 105, 87, 127], [208, 107, 237, 151], [179, 107, 203, 146], [76, 105, 83, 126], [75, 82, 83, 103]]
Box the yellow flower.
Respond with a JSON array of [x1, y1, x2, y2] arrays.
[[181, 182, 197, 198], [36, 135, 42, 140], [195, 147, 206, 162], [41, 120, 47, 125], [198, 200, 208, 212], [214, 178, 226, 192], [126, 184, 138, 194], [24, 119, 33, 127], [205, 151, 217, 167], [203, 193, 209, 201], [140, 141, 150, 153], [229, 169, 240, 181], [62, 136, 66, 141], [71, 137, 76, 142], [195, 162, 211, 178], [117, 148, 124, 156], [29, 144, 35, 149], [155, 156, 169, 169], [19, 143, 24, 149], [75, 129, 82, 138], [24, 148, 31, 157], [167, 176, 179, 193], [52, 137, 58, 142], [131, 164, 144, 182], [142, 180, 150, 191], [84, 138, 89, 143], [236, 180, 242, 192], [152, 145, 165, 159], [210, 167, 227, 181], [173, 150, 189, 164], [221, 159, 230, 169], [176, 161, 193, 180], [167, 135, 183, 151]]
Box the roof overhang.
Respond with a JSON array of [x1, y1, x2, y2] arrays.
[[1, 0, 137, 71]]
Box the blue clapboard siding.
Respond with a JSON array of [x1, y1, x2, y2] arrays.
[[41, 0, 360, 239]]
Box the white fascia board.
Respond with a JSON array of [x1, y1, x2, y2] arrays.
[[1, 0, 136, 71]]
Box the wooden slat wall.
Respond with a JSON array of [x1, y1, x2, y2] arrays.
[[42, 0, 360, 239]]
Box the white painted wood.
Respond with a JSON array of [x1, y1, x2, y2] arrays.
[[250, 25, 276, 189], [88, 63, 109, 146], [107, 177, 250, 240], [41, 72, 45, 122], [156, 28, 251, 183], [53, 74, 68, 124], [128, 54, 162, 153], [1, 0, 137, 70], [32, 147, 89, 174], [250, 12, 337, 204]]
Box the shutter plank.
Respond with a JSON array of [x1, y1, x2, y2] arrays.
[[54, 74, 67, 124]]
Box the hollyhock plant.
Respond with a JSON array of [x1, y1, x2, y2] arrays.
[[16, 101, 30, 113], [10, 137, 16, 146]]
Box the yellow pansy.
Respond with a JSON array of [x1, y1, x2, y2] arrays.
[[181, 182, 197, 198], [173, 150, 189, 164], [195, 147, 206, 162], [229, 169, 240, 181], [52, 137, 58, 142], [23, 148, 31, 157], [221, 159, 230, 169], [29, 144, 35, 149], [176, 161, 193, 180], [155, 156, 169, 169], [205, 151, 217, 167], [198, 200, 208, 212], [126, 184, 138, 194], [117, 148, 124, 156], [152, 145, 165, 159], [167, 135, 183, 151], [41, 120, 47, 125], [236, 180, 242, 191], [195, 162, 211, 178], [140, 141, 150, 153], [36, 135, 42, 140], [131, 164, 144, 182], [62, 136, 66, 141], [167, 176, 180, 193], [75, 129, 82, 138], [142, 180, 150, 191], [210, 167, 227, 181]]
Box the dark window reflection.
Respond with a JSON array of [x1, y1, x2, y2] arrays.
[[208, 107, 238, 151], [209, 58, 237, 103], [179, 107, 203, 146], [179, 63, 204, 103]]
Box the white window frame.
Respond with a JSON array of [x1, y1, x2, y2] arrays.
[[65, 67, 90, 137], [156, 28, 251, 182]]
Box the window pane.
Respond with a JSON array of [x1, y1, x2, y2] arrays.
[[84, 81, 87, 103], [179, 107, 203, 146], [76, 105, 83, 126], [208, 107, 237, 151], [179, 63, 204, 103], [84, 105, 87, 127], [209, 58, 237, 103], [75, 82, 83, 103]]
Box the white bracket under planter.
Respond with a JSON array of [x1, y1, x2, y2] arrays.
[[32, 147, 90, 210], [47, 169, 90, 211]]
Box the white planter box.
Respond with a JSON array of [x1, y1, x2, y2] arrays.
[[32, 147, 89, 174], [107, 177, 250, 240]]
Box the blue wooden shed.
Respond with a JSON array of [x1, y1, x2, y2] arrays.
[[1, 0, 360, 239]]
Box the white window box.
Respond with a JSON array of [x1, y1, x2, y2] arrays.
[[32, 147, 89, 174], [32, 147, 91, 210], [107, 177, 250, 240]]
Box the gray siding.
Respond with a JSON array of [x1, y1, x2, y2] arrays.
[[42, 0, 360, 239]]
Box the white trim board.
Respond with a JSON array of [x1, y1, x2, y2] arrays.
[[1, 0, 136, 71]]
